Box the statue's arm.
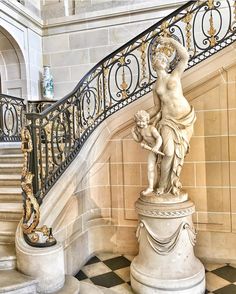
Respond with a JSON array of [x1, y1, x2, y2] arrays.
[[161, 37, 189, 76]]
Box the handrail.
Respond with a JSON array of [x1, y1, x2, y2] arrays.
[[0, 93, 26, 142], [22, 0, 236, 246]]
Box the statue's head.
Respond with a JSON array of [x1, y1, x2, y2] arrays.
[[134, 110, 150, 128], [153, 52, 169, 71]]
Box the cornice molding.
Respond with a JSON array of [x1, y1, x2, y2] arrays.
[[44, 1, 187, 28], [1, 0, 43, 34]]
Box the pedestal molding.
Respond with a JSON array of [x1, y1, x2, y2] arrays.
[[135, 199, 195, 218]]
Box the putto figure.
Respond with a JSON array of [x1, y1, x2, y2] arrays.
[[131, 110, 164, 196], [133, 37, 196, 198]]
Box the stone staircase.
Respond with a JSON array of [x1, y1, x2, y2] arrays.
[[0, 145, 23, 269], [0, 144, 38, 293], [0, 144, 111, 293]]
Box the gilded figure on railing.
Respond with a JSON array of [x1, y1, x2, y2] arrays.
[[132, 37, 196, 201]]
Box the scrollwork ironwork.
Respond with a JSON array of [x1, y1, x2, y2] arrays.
[[0, 94, 26, 142], [21, 127, 56, 247], [24, 0, 236, 204]]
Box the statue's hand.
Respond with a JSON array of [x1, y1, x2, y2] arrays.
[[151, 146, 160, 154]]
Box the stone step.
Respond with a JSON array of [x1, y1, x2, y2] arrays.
[[0, 164, 22, 174], [0, 187, 22, 202], [0, 143, 21, 155], [0, 154, 23, 164], [0, 244, 16, 270], [0, 269, 37, 293], [0, 202, 22, 220], [79, 282, 117, 294], [0, 231, 15, 244], [0, 220, 18, 234], [0, 175, 21, 187]]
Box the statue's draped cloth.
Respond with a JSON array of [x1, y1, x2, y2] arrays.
[[157, 107, 196, 195]]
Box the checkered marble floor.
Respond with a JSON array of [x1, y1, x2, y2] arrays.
[[75, 253, 236, 293]]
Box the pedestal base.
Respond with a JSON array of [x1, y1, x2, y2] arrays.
[[131, 199, 205, 294]]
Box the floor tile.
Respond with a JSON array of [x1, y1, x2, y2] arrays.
[[85, 256, 101, 265], [206, 272, 230, 292], [82, 262, 111, 278], [204, 263, 227, 272], [214, 283, 236, 294], [114, 266, 130, 282], [124, 255, 135, 262], [96, 253, 121, 261], [75, 254, 236, 294], [80, 278, 93, 284], [103, 256, 131, 271], [75, 270, 88, 281], [90, 272, 124, 288], [212, 265, 236, 283], [110, 282, 133, 293]]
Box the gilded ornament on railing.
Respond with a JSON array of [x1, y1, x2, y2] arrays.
[[207, 0, 214, 9], [208, 11, 217, 46], [119, 56, 128, 99], [21, 127, 56, 247], [232, 0, 236, 30], [160, 21, 170, 37], [182, 12, 193, 53], [45, 123, 54, 172], [138, 39, 147, 81]]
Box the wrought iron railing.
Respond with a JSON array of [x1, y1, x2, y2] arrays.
[[19, 0, 236, 246], [25, 0, 236, 203], [28, 100, 56, 114], [0, 94, 26, 142]]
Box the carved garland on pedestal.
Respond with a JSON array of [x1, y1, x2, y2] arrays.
[[135, 203, 195, 218], [136, 220, 196, 255], [21, 127, 56, 247]]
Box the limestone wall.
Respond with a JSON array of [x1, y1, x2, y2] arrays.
[[42, 1, 186, 99]]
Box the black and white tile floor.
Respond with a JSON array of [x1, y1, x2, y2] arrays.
[[75, 253, 236, 293]]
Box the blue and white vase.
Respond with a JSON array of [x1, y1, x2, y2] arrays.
[[42, 66, 54, 99]]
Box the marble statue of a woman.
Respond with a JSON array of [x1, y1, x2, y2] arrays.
[[146, 37, 196, 197]]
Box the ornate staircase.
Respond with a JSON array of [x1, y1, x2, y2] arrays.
[[0, 0, 235, 293]]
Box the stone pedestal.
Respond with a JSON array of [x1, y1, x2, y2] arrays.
[[130, 198, 205, 294], [15, 224, 66, 293]]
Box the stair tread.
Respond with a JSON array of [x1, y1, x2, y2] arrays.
[[0, 175, 21, 180], [0, 164, 22, 167], [0, 154, 22, 158], [0, 187, 21, 194], [0, 244, 16, 261], [0, 202, 22, 212], [0, 231, 15, 236], [0, 270, 37, 292]]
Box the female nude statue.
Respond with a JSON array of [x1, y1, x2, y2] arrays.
[[148, 37, 196, 196]]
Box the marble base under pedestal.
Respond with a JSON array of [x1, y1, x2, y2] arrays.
[[130, 198, 205, 294]]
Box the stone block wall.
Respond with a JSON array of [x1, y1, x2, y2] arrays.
[[42, 1, 185, 99]]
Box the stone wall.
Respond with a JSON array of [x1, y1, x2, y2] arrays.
[[42, 1, 186, 99]]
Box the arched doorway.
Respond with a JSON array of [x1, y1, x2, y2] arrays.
[[0, 27, 27, 98]]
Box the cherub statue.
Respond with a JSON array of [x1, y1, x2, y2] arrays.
[[131, 110, 164, 196]]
